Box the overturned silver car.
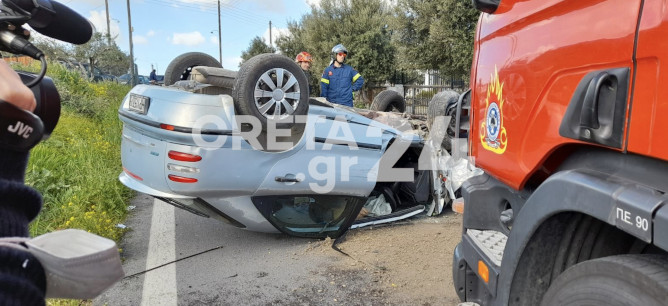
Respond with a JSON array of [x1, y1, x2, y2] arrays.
[[118, 53, 469, 238]]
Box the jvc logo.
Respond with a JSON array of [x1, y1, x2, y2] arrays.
[[7, 121, 33, 139]]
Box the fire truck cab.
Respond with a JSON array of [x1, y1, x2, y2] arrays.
[[453, 0, 668, 305]]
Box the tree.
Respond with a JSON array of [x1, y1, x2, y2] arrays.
[[392, 0, 479, 80], [73, 32, 130, 77], [276, 0, 395, 87], [33, 32, 131, 78], [240, 36, 276, 66], [30, 38, 71, 63], [275, 21, 307, 64]]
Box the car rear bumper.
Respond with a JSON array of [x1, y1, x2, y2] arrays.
[[120, 172, 279, 232], [119, 172, 193, 199]]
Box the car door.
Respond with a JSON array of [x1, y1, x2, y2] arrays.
[[252, 109, 390, 237], [627, 0, 668, 160]]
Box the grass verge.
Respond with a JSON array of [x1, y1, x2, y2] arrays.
[[16, 61, 135, 241], [7, 61, 134, 305]]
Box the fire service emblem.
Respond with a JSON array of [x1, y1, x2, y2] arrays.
[[480, 67, 507, 154]]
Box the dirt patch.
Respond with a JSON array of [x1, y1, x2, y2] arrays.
[[303, 236, 336, 254], [304, 211, 462, 305]]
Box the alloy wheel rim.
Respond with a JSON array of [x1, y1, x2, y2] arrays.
[[253, 68, 301, 120]]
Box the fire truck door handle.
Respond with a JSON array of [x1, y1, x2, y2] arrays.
[[580, 71, 613, 130], [560, 67, 627, 148]]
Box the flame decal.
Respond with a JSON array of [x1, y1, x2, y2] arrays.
[[480, 67, 507, 154]]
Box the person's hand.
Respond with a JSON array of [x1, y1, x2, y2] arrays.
[[0, 60, 36, 112]]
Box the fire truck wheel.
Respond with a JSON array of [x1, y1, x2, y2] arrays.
[[541, 254, 668, 306]]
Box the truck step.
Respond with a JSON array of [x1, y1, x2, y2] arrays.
[[467, 229, 507, 266]]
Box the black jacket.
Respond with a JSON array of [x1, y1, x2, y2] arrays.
[[0, 149, 46, 305]]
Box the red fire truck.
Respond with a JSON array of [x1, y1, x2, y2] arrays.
[[453, 0, 668, 305]]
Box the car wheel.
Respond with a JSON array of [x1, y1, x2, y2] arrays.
[[541, 255, 668, 306], [427, 90, 459, 152], [370, 90, 406, 112], [164, 52, 222, 86], [233, 54, 309, 131]]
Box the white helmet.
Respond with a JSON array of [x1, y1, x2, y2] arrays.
[[331, 44, 348, 62]]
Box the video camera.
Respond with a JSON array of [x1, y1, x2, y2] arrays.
[[0, 0, 93, 151]]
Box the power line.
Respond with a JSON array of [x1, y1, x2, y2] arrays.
[[141, 1, 258, 25], [141, 0, 270, 24]]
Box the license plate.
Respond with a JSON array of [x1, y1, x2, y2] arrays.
[[128, 94, 150, 114]]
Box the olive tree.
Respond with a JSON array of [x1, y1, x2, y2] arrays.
[[392, 0, 479, 80], [240, 36, 276, 66], [276, 0, 395, 87], [34, 32, 130, 78]]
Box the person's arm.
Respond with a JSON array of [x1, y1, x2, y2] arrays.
[[0, 60, 47, 305], [320, 68, 330, 98], [351, 68, 364, 92], [0, 62, 35, 111]]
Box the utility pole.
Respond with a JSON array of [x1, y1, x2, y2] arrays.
[[105, 0, 111, 45], [126, 0, 136, 86], [269, 20, 272, 48], [217, 0, 222, 65]]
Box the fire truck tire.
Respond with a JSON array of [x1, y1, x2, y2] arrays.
[[540, 254, 668, 306], [427, 90, 459, 152]]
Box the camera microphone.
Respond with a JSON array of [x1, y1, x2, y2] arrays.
[[4, 0, 93, 45], [0, 30, 43, 59]]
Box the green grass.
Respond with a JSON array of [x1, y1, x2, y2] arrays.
[[8, 60, 135, 242], [26, 109, 132, 241], [6, 60, 135, 305]]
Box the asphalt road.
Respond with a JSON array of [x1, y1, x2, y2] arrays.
[[94, 193, 388, 306]]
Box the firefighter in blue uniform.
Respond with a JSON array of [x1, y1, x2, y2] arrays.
[[320, 44, 364, 107]]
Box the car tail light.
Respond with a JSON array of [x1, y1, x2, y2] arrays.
[[160, 124, 175, 131], [168, 151, 202, 162], [167, 163, 200, 174], [168, 174, 198, 183], [123, 167, 143, 181]]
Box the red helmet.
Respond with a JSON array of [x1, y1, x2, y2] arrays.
[[295, 51, 312, 63]]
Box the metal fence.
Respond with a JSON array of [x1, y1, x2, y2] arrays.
[[367, 82, 467, 115]]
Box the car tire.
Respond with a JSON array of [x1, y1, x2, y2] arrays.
[[164, 52, 222, 86], [427, 90, 459, 152], [370, 90, 406, 112], [540, 255, 668, 306], [233, 53, 309, 131]]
